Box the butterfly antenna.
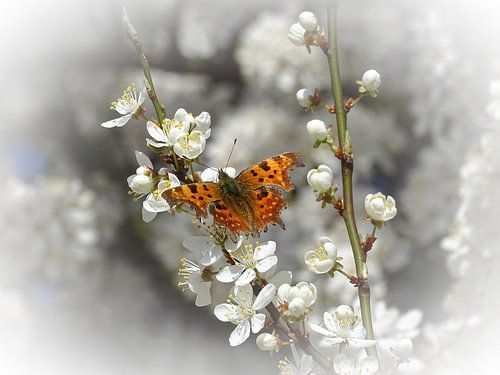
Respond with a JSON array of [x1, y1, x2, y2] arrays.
[[225, 139, 237, 169]]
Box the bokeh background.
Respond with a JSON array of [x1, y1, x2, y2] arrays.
[[1, 0, 500, 374]]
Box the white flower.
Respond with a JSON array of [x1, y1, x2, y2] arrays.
[[277, 282, 317, 318], [333, 353, 379, 375], [307, 165, 333, 192], [142, 172, 181, 222], [357, 69, 381, 97], [306, 119, 328, 141], [173, 130, 206, 159], [178, 257, 216, 307], [200, 167, 237, 183], [278, 345, 313, 375], [195, 111, 212, 135], [146, 121, 171, 148], [127, 151, 154, 194], [309, 305, 376, 348], [183, 235, 242, 266], [364, 192, 397, 222], [298, 11, 319, 32], [256, 332, 279, 352], [101, 83, 146, 128], [304, 236, 339, 274], [214, 283, 276, 346], [390, 337, 413, 363], [217, 241, 278, 286], [296, 88, 315, 107], [288, 23, 306, 46]]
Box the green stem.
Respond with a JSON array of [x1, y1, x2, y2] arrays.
[[326, 0, 378, 359]]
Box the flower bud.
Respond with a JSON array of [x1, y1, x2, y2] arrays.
[[334, 305, 356, 321], [296, 88, 315, 107], [357, 69, 381, 97], [306, 119, 328, 141], [256, 333, 278, 352], [298, 11, 319, 32], [195, 111, 211, 132], [129, 174, 154, 194], [307, 165, 333, 192], [288, 298, 306, 317], [288, 22, 306, 46], [364, 192, 397, 221]]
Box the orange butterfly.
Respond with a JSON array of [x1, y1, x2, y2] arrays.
[[163, 152, 304, 236]]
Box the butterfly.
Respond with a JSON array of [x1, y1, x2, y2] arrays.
[[163, 152, 304, 236]]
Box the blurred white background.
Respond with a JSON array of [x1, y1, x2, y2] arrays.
[[1, 0, 500, 374]]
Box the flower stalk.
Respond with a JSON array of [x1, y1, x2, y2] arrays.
[[326, 0, 378, 359]]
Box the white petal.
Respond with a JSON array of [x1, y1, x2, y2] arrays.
[[200, 168, 220, 182], [135, 151, 153, 168], [141, 207, 157, 223], [229, 320, 251, 346], [253, 284, 276, 310], [323, 311, 336, 332], [216, 265, 245, 283], [195, 282, 211, 307], [300, 354, 314, 375], [167, 173, 181, 187], [188, 273, 202, 293], [143, 196, 170, 213], [147, 121, 169, 143], [235, 268, 256, 286], [333, 353, 354, 375], [199, 247, 223, 266], [315, 259, 335, 273], [101, 114, 132, 128], [234, 284, 254, 304], [359, 356, 379, 375], [254, 241, 276, 261], [174, 108, 188, 121], [309, 323, 334, 337], [224, 167, 237, 178], [183, 236, 214, 253], [146, 138, 168, 148], [137, 82, 147, 105], [256, 255, 278, 273], [321, 337, 345, 346], [214, 303, 236, 322], [251, 313, 266, 333]]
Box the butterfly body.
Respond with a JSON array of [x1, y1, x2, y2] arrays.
[[164, 152, 304, 236]]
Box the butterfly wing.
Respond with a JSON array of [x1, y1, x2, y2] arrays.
[[163, 182, 221, 217], [210, 200, 251, 234], [251, 187, 287, 233], [236, 152, 304, 191]]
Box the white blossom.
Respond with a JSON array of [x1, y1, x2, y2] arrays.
[[288, 23, 306, 47], [333, 353, 379, 375], [307, 165, 333, 192], [306, 119, 328, 141], [101, 83, 146, 128], [390, 337, 413, 363], [356, 69, 381, 97], [127, 151, 154, 194], [278, 345, 313, 375], [296, 88, 315, 108], [309, 305, 376, 348], [364, 192, 397, 222], [214, 283, 276, 346], [178, 257, 215, 307], [304, 236, 339, 274], [298, 11, 319, 32], [277, 282, 317, 319], [173, 130, 206, 159], [217, 241, 278, 286], [256, 332, 279, 352], [183, 235, 242, 267]]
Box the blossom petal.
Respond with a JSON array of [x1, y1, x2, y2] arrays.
[[256, 255, 278, 273], [251, 313, 266, 333], [143, 195, 170, 213], [253, 284, 276, 310], [229, 319, 251, 346], [321, 337, 345, 346], [333, 353, 354, 375], [300, 354, 314, 375], [323, 312, 336, 332], [309, 323, 334, 337], [216, 265, 245, 283], [254, 241, 276, 261], [141, 207, 157, 223], [235, 268, 256, 286], [199, 247, 223, 266], [147, 121, 168, 143], [183, 236, 214, 253], [359, 356, 379, 375], [135, 151, 153, 168], [101, 114, 132, 128], [234, 284, 253, 304], [214, 303, 237, 322], [195, 282, 211, 307]]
